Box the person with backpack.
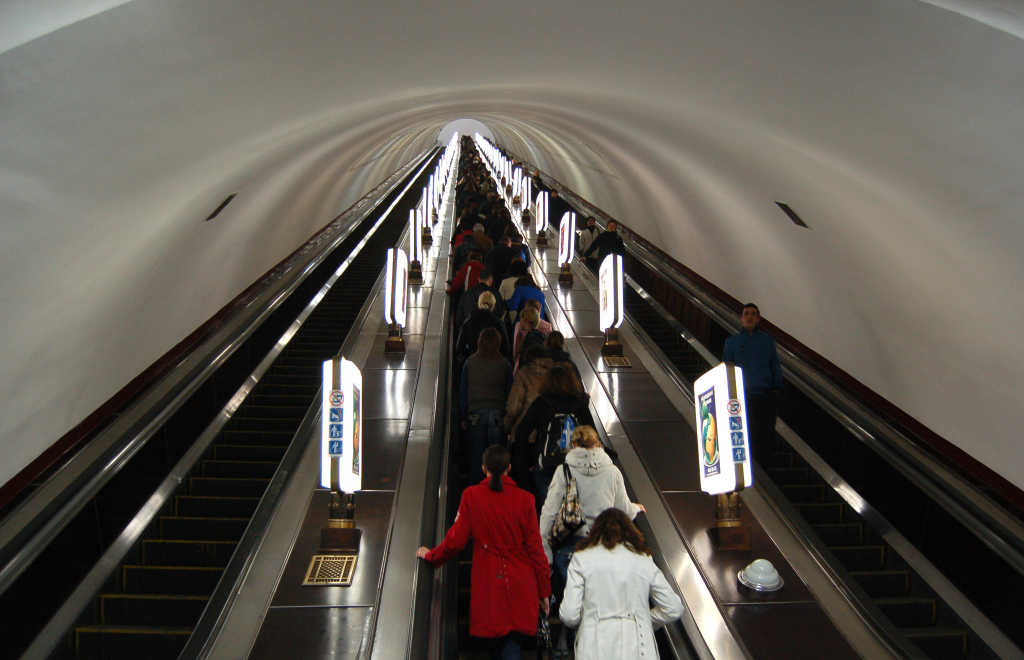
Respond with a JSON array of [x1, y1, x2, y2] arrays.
[[514, 365, 595, 511], [538, 425, 644, 582], [417, 446, 551, 660]]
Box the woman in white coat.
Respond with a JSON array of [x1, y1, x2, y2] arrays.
[[560, 508, 683, 659], [538, 426, 644, 585]]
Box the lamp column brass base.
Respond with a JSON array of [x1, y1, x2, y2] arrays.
[[536, 232, 549, 247], [708, 492, 752, 551], [558, 263, 574, 286], [601, 327, 624, 357], [422, 226, 432, 246], [322, 492, 361, 552], [385, 323, 405, 354], [409, 260, 423, 285]]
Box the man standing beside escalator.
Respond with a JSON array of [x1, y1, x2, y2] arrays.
[[722, 304, 783, 464]]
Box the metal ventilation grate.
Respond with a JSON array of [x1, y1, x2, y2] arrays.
[[602, 356, 632, 368], [303, 554, 357, 586], [775, 201, 809, 228], [206, 193, 238, 221]]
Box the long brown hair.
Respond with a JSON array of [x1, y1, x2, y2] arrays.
[[475, 327, 501, 358], [575, 508, 652, 556], [483, 445, 510, 492], [543, 364, 583, 398]]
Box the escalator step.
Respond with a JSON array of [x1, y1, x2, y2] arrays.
[[237, 405, 307, 419], [830, 545, 886, 571], [143, 540, 237, 567], [246, 394, 314, 408], [159, 516, 249, 541], [873, 597, 937, 628], [76, 625, 191, 660], [762, 452, 795, 469], [903, 627, 968, 660], [778, 484, 826, 503], [213, 444, 287, 462], [202, 459, 280, 479], [122, 565, 223, 596], [188, 476, 270, 497], [175, 495, 260, 518], [792, 503, 844, 524], [849, 570, 910, 598], [763, 467, 810, 485], [230, 417, 301, 433], [255, 384, 318, 397], [269, 365, 320, 377], [221, 429, 294, 446], [100, 594, 208, 626], [809, 523, 864, 546]]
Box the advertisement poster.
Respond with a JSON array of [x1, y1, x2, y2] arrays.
[[352, 384, 361, 476], [699, 386, 720, 477]]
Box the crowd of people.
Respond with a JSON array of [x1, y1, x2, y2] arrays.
[[417, 137, 682, 660]]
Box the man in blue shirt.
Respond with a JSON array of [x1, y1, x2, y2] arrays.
[[721, 303, 783, 464]]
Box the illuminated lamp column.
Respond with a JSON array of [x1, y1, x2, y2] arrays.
[[693, 363, 754, 551], [408, 209, 424, 284], [518, 177, 532, 229], [557, 212, 576, 286], [319, 357, 364, 554], [598, 254, 626, 358], [421, 187, 433, 245], [383, 248, 409, 354], [511, 167, 522, 209], [534, 191, 549, 247]]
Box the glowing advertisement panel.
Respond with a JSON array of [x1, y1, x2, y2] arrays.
[[409, 209, 423, 262], [321, 358, 363, 492], [558, 212, 576, 265], [598, 254, 624, 331], [384, 248, 409, 327], [693, 363, 752, 495], [535, 191, 548, 233]]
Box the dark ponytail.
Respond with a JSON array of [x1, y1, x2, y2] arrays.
[[483, 445, 511, 492]]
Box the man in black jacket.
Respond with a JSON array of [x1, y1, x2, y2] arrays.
[[455, 269, 504, 329], [582, 220, 627, 264], [485, 236, 516, 283]]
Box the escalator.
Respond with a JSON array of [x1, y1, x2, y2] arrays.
[[0, 149, 441, 660], [620, 256, 1017, 660]]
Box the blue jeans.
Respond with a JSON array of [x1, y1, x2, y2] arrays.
[[553, 541, 577, 589], [489, 632, 524, 660], [467, 409, 505, 483]]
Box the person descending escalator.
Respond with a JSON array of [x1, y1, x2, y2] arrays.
[[417, 445, 552, 660], [582, 220, 627, 264]]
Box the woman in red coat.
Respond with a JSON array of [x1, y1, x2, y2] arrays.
[[417, 445, 551, 659]]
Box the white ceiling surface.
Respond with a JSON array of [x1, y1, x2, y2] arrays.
[[1, 0, 1023, 491]]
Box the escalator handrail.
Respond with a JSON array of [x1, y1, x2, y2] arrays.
[[523, 162, 1024, 581], [16, 148, 441, 660]]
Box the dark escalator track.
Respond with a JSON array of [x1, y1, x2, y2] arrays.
[[1, 152, 439, 660], [622, 273, 1000, 660]]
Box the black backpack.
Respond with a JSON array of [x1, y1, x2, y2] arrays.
[[538, 397, 587, 469]]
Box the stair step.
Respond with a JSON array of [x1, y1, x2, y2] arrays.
[[101, 594, 208, 626], [143, 540, 237, 567], [122, 565, 224, 596], [830, 545, 886, 570], [188, 477, 270, 497], [778, 484, 826, 503], [764, 467, 810, 485], [903, 627, 968, 660], [255, 384, 318, 397], [175, 495, 260, 518], [247, 394, 314, 408], [873, 597, 937, 628], [220, 429, 294, 446], [202, 460, 280, 479], [75, 625, 192, 660], [213, 444, 288, 462], [849, 570, 910, 598], [792, 502, 844, 524], [237, 405, 307, 419], [160, 516, 249, 541], [230, 417, 301, 433], [762, 452, 795, 469], [810, 523, 864, 546]]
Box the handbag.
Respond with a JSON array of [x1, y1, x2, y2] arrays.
[[549, 463, 585, 544], [537, 603, 552, 658]]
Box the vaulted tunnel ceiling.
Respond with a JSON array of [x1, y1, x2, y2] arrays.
[[2, 0, 1023, 490]]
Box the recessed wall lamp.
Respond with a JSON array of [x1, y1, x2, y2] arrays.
[[775, 201, 809, 229], [206, 193, 238, 221]]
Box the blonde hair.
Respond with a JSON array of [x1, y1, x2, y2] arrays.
[[571, 425, 602, 449], [520, 307, 540, 328], [477, 291, 496, 311]]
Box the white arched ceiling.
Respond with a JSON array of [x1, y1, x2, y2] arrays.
[[1, 0, 1023, 491]]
